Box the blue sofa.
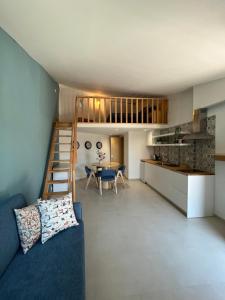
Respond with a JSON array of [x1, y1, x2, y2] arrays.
[[0, 194, 85, 300]]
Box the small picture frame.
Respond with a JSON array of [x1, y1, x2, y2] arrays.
[[96, 141, 103, 149], [85, 141, 92, 150]]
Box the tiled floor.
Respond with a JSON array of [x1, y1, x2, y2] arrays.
[[77, 179, 225, 300]]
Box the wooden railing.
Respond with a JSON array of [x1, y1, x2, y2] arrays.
[[71, 110, 77, 202], [76, 96, 168, 124]]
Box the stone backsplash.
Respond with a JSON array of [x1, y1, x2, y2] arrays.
[[153, 115, 215, 174]]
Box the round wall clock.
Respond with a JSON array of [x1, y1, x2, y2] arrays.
[[85, 141, 92, 150], [96, 141, 103, 149], [77, 141, 80, 149]]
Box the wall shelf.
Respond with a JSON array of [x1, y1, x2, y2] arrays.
[[153, 131, 190, 139], [150, 144, 191, 147]]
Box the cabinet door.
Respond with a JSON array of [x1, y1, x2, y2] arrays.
[[146, 131, 153, 146], [167, 172, 188, 212], [145, 163, 152, 185], [145, 164, 188, 212], [140, 162, 146, 182], [151, 165, 171, 196]]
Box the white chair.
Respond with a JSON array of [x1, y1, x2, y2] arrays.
[[116, 165, 126, 187], [98, 169, 117, 196], [85, 166, 98, 190]]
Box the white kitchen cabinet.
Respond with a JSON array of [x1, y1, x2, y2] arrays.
[[187, 176, 214, 218], [144, 162, 214, 218], [146, 131, 155, 146], [140, 161, 146, 183], [145, 163, 151, 185]]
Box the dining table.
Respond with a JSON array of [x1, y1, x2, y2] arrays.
[[89, 161, 120, 189], [91, 161, 120, 170]]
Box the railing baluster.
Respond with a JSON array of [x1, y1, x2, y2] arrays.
[[115, 98, 117, 123], [87, 98, 90, 123], [120, 98, 122, 123], [126, 98, 128, 123], [147, 99, 149, 123], [131, 99, 133, 123], [75, 97, 78, 123], [98, 98, 101, 123], [104, 98, 107, 123], [157, 99, 160, 123], [151, 98, 154, 123], [76, 98, 79, 122], [136, 99, 138, 123], [82, 98, 84, 122], [90, 98, 92, 122], [165, 99, 168, 123], [154, 98, 157, 123], [93, 98, 96, 122], [142, 98, 144, 123], [109, 98, 112, 123]]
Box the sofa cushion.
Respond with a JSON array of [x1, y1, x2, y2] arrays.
[[14, 204, 41, 254], [0, 220, 85, 300], [38, 197, 79, 243], [0, 194, 26, 277]]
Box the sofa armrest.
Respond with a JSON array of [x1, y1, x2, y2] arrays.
[[73, 202, 82, 220]]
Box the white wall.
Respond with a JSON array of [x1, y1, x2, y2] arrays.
[[193, 77, 225, 220], [208, 102, 225, 220], [127, 131, 152, 179], [213, 161, 225, 220], [193, 77, 225, 109], [76, 129, 153, 180], [123, 132, 128, 178], [168, 88, 193, 126], [208, 102, 225, 153], [59, 85, 83, 122], [76, 131, 110, 179], [59, 84, 110, 122]]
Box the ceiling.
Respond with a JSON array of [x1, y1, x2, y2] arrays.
[[1, 0, 225, 95]]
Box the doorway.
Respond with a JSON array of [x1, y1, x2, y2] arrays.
[[110, 136, 124, 164]]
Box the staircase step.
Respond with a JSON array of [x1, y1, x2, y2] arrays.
[[48, 168, 70, 172], [47, 191, 70, 197], [54, 122, 72, 127], [53, 136, 72, 143], [50, 160, 71, 163], [53, 135, 72, 138], [55, 127, 72, 130], [54, 134, 72, 137], [54, 151, 71, 153], [48, 179, 69, 184], [53, 141, 72, 145], [53, 142, 71, 145]]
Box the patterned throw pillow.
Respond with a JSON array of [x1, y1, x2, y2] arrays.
[[38, 197, 79, 244], [14, 205, 41, 254]]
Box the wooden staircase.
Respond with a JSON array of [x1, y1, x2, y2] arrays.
[[42, 121, 77, 201]]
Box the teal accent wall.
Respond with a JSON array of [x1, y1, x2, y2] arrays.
[[0, 28, 59, 203]]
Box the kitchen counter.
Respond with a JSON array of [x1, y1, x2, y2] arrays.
[[140, 160, 214, 218], [141, 159, 214, 176]]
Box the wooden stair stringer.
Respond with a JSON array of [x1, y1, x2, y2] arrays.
[[42, 122, 75, 200]]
